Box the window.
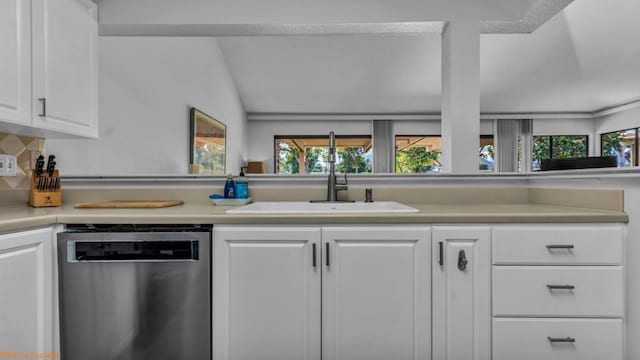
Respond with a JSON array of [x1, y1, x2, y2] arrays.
[[479, 135, 495, 171], [394, 135, 494, 173], [395, 136, 442, 173], [274, 136, 372, 174], [532, 135, 588, 171], [601, 128, 639, 167]]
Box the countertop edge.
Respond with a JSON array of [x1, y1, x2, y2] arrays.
[[0, 205, 628, 234]]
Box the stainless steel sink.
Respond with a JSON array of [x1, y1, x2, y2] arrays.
[[225, 201, 419, 214]]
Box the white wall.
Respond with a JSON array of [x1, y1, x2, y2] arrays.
[[594, 106, 640, 155], [532, 118, 596, 155], [46, 37, 247, 176]]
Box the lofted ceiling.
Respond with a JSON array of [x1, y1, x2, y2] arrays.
[[218, 34, 442, 113], [216, 0, 640, 114]]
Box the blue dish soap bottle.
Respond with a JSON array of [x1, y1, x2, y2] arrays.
[[235, 167, 249, 199], [224, 174, 236, 198]]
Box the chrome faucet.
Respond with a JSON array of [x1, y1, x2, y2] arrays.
[[327, 131, 349, 201]]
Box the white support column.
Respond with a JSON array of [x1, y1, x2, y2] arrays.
[[441, 20, 481, 173]]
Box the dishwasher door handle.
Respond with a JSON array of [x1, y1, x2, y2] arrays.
[[69, 240, 200, 262]]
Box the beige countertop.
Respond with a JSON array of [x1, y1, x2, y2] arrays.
[[0, 202, 628, 234]]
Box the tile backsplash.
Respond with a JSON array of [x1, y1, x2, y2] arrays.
[[0, 132, 45, 190]]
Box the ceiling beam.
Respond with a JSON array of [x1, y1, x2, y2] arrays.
[[247, 112, 594, 121], [397, 136, 427, 152], [99, 22, 445, 37]]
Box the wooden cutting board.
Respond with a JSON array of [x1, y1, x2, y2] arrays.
[[74, 200, 184, 209]]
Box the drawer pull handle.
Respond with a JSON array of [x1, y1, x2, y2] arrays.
[[546, 244, 574, 250], [547, 284, 575, 290], [548, 336, 576, 343]]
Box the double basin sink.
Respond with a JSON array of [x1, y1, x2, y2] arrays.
[[226, 201, 419, 214]]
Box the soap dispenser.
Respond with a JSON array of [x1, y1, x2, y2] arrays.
[[235, 167, 249, 199], [224, 174, 236, 198]]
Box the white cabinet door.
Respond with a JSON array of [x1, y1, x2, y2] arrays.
[[213, 226, 321, 360], [0, 227, 53, 356], [432, 226, 491, 360], [322, 226, 430, 360], [0, 0, 31, 126], [32, 0, 98, 138], [493, 318, 624, 360]]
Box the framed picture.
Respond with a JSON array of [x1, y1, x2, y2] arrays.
[[190, 107, 226, 174]]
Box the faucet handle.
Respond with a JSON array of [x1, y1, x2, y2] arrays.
[[337, 173, 348, 186]]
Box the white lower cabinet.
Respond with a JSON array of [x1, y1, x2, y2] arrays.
[[493, 266, 624, 317], [493, 318, 623, 360], [432, 226, 491, 360], [491, 224, 625, 360], [213, 225, 431, 360], [213, 223, 626, 360], [0, 227, 54, 357], [322, 226, 431, 360], [213, 226, 321, 360]]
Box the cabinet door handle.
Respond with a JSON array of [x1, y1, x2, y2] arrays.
[[325, 242, 330, 267], [38, 97, 46, 117], [457, 249, 468, 271], [312, 243, 317, 267], [438, 241, 443, 266], [546, 284, 575, 290], [546, 244, 574, 250], [547, 336, 576, 343]]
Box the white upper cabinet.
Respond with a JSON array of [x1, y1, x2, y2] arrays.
[[0, 0, 97, 138], [0, 0, 31, 126], [32, 0, 98, 138]]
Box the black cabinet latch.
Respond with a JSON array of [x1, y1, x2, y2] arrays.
[[457, 250, 468, 271]]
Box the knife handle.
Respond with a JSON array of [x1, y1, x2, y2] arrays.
[[35, 159, 44, 177], [47, 161, 56, 176]]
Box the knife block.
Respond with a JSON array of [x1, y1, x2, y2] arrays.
[[29, 169, 62, 208]]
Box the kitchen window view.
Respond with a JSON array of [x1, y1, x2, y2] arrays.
[[601, 128, 639, 167], [395, 135, 442, 173], [274, 136, 372, 174], [395, 135, 495, 173], [532, 135, 588, 171]]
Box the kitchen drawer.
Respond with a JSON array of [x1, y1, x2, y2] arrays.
[[492, 225, 624, 265], [493, 318, 623, 360], [493, 266, 623, 317]]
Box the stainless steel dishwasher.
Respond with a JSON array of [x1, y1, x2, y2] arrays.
[[57, 224, 211, 360]]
